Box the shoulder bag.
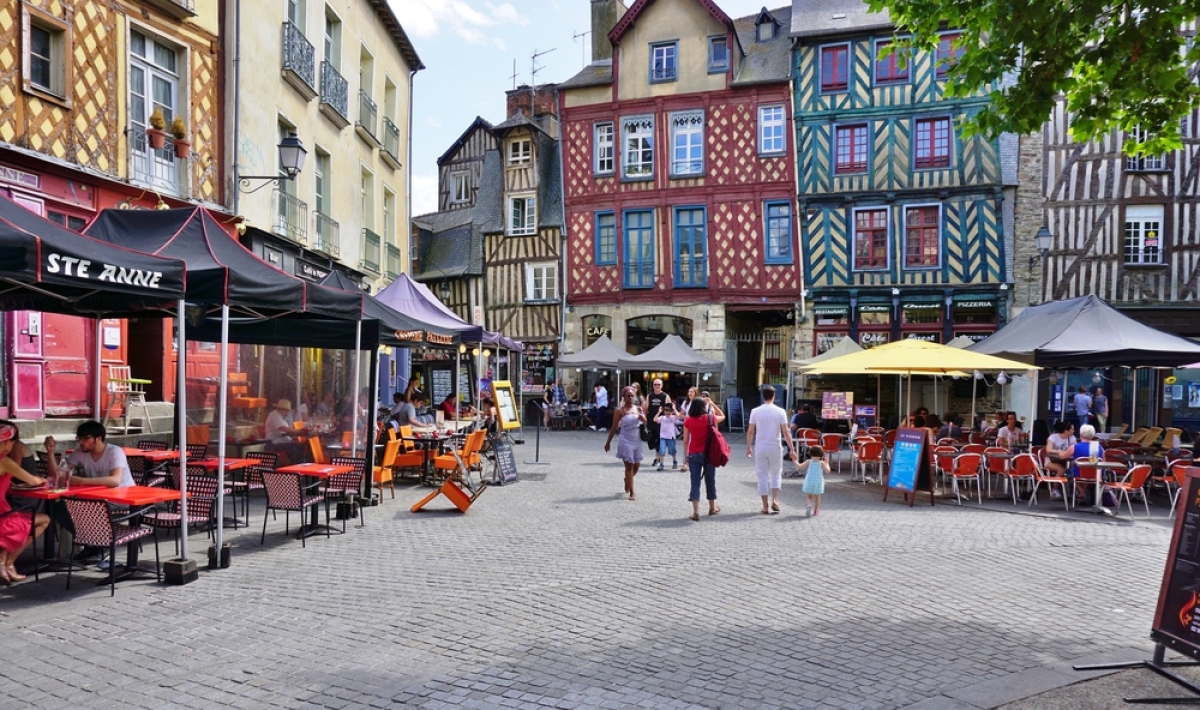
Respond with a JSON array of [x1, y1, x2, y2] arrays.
[[705, 413, 731, 468]]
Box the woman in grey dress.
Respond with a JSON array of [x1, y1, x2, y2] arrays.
[[604, 387, 646, 500]]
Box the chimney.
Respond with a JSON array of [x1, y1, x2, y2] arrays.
[[591, 0, 627, 62], [506, 84, 559, 120]]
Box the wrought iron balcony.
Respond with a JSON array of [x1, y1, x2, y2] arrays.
[[624, 261, 655, 289], [319, 61, 349, 128], [127, 124, 185, 198], [382, 116, 401, 167], [360, 228, 381, 273], [281, 21, 317, 100], [313, 212, 340, 257], [385, 243, 401, 279], [674, 256, 707, 288], [355, 90, 377, 145], [274, 187, 308, 245]]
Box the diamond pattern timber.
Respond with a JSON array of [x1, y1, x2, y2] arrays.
[[0, 1, 20, 143], [190, 50, 219, 201]]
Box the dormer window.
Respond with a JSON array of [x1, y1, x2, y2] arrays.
[[755, 11, 778, 42]]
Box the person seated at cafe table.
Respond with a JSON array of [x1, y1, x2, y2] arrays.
[[439, 393, 474, 421], [0, 423, 50, 584], [44, 421, 135, 561], [935, 414, 964, 442], [996, 412, 1024, 449], [393, 392, 435, 432], [1068, 424, 1104, 504], [1044, 420, 1077, 478]]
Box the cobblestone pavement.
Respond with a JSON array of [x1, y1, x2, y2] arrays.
[[0, 429, 1177, 709]]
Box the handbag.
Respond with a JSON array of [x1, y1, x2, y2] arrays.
[[639, 423, 649, 442], [705, 413, 731, 468]]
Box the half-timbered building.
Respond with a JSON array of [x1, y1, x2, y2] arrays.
[[559, 0, 799, 404], [792, 0, 1017, 360]]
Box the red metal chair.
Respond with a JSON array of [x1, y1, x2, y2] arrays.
[[143, 464, 219, 554], [137, 440, 168, 451], [962, 443, 986, 455], [62, 497, 160, 596], [1027, 454, 1070, 509], [982, 447, 1010, 497], [1003, 453, 1037, 504], [184, 443, 208, 460], [949, 453, 983, 505], [260, 471, 328, 548], [933, 446, 958, 491], [852, 440, 885, 484], [1103, 464, 1153, 518], [820, 433, 845, 473], [1171, 464, 1190, 518], [882, 429, 898, 464]]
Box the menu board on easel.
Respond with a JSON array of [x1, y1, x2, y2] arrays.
[[822, 392, 853, 420], [490, 380, 521, 431], [883, 428, 935, 507], [1152, 467, 1200, 660], [430, 368, 453, 405]]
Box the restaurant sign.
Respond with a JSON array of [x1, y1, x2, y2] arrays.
[[394, 329, 455, 346], [905, 332, 941, 343], [860, 331, 889, 348], [46, 252, 164, 288], [295, 260, 329, 282]]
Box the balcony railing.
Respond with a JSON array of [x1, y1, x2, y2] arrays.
[[360, 228, 381, 273], [675, 256, 708, 288], [623, 261, 654, 289], [313, 212, 340, 257], [319, 61, 349, 126], [274, 188, 308, 244], [385, 243, 401, 279], [128, 124, 184, 198], [281, 21, 316, 99], [356, 90, 377, 143], [382, 116, 401, 165]]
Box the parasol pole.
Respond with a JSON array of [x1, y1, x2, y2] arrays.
[[970, 375, 977, 430], [1027, 368, 1037, 443], [906, 374, 913, 427], [876, 374, 881, 429], [214, 304, 229, 554], [350, 318, 362, 456], [1131, 367, 1137, 431]]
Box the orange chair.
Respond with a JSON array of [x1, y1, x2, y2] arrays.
[[962, 443, 986, 455], [1026, 454, 1070, 509], [433, 432, 484, 481], [882, 429, 898, 463], [292, 420, 307, 443], [308, 436, 326, 465], [933, 446, 958, 491], [1171, 464, 1190, 518], [982, 447, 1010, 497], [1102, 464, 1153, 518], [372, 439, 400, 500], [949, 453, 983, 505], [392, 425, 427, 479]]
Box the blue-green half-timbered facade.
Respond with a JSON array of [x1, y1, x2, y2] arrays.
[[791, 0, 1017, 355]]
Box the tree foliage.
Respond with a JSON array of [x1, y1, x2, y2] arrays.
[[867, 0, 1200, 155]]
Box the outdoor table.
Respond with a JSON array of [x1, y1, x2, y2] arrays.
[[68, 485, 185, 584], [9, 484, 106, 580], [1074, 460, 1128, 516], [402, 433, 466, 485], [275, 463, 353, 538]]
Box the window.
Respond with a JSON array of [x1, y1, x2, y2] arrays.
[[594, 122, 614, 174], [622, 115, 654, 179], [509, 196, 536, 235], [853, 208, 889, 270], [286, 0, 306, 30], [526, 263, 558, 301], [451, 172, 469, 203], [596, 212, 616, 265], [708, 36, 728, 73], [1126, 128, 1166, 171], [1124, 205, 1163, 264], [914, 117, 951, 169], [757, 19, 776, 42], [674, 207, 707, 287], [904, 205, 941, 268], [835, 124, 868, 174], [874, 39, 909, 85], [314, 149, 330, 215], [759, 105, 785, 156], [129, 30, 181, 192], [764, 201, 792, 263], [936, 33, 963, 78], [46, 210, 87, 232], [23, 6, 70, 102], [624, 210, 655, 288], [820, 44, 849, 93], [508, 138, 531, 165], [383, 187, 396, 240], [323, 8, 340, 68], [650, 41, 677, 83], [670, 110, 704, 176]]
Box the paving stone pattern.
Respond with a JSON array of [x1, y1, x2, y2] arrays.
[[0, 430, 1173, 709]]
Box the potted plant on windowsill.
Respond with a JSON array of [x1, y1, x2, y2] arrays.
[[170, 115, 191, 159], [146, 108, 168, 150]]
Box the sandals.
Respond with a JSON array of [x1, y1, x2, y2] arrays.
[[5, 566, 24, 582], [708, 506, 721, 516], [771, 502, 780, 513], [689, 513, 699, 521]]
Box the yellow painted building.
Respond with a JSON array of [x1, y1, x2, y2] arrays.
[[230, 0, 422, 290]]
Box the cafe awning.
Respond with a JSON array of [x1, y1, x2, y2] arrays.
[[801, 339, 1031, 376], [557, 334, 626, 370], [618, 334, 722, 373]]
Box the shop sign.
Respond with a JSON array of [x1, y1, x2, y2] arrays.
[[586, 326, 610, 337], [860, 331, 890, 348], [264, 247, 283, 266], [955, 301, 994, 310], [295, 260, 329, 282], [953, 332, 992, 342], [394, 330, 455, 346], [814, 306, 850, 316], [905, 332, 941, 343], [45, 252, 164, 288], [858, 304, 891, 313], [901, 302, 942, 310], [0, 165, 40, 190]]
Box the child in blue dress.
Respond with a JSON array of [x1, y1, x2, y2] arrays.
[[802, 445, 829, 517]]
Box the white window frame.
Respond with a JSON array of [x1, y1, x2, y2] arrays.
[[650, 41, 677, 83], [1124, 205, 1164, 265], [314, 148, 330, 215], [508, 138, 531, 165], [128, 27, 184, 194], [525, 262, 558, 302], [670, 110, 704, 177], [758, 105, 785, 156], [1126, 127, 1166, 171], [902, 203, 942, 270], [450, 171, 470, 203], [622, 115, 654, 180], [22, 4, 70, 104], [594, 122, 614, 175], [509, 195, 536, 236]]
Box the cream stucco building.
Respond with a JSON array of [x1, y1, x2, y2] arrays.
[[226, 0, 422, 290]]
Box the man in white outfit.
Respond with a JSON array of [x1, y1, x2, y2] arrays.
[[745, 385, 796, 514]]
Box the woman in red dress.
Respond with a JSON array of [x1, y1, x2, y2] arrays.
[[0, 423, 49, 583]]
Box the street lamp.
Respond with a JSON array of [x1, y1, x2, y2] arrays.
[[1027, 225, 1053, 305], [439, 281, 451, 300], [238, 132, 308, 192]]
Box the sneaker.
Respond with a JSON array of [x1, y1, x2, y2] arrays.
[[805, 504, 813, 518], [598, 427, 606, 432], [588, 425, 596, 431], [1050, 490, 1063, 500], [656, 463, 664, 471], [813, 510, 820, 517], [73, 546, 104, 563]]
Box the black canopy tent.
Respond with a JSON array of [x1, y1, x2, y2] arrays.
[[85, 206, 367, 559]]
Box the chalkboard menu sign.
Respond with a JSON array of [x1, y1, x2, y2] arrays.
[[431, 368, 453, 405], [822, 391, 853, 420], [492, 439, 519, 485], [458, 371, 473, 405], [1153, 467, 1200, 659], [884, 428, 935, 506], [726, 397, 744, 431]]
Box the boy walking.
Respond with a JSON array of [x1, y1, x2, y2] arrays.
[[745, 385, 796, 514]]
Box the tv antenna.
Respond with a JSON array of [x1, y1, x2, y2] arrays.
[[572, 30, 590, 68], [531, 47, 556, 87], [510, 59, 519, 90]]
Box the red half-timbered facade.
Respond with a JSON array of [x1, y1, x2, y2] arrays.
[[560, 0, 798, 402]]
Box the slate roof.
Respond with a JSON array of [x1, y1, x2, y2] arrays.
[[731, 6, 793, 86], [558, 59, 613, 89], [535, 132, 564, 228], [411, 149, 504, 281], [492, 112, 551, 137], [790, 0, 892, 38], [436, 116, 494, 167]]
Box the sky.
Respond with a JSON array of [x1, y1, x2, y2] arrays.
[[391, 0, 785, 217]]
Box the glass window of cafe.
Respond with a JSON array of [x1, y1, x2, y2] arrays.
[[813, 305, 849, 354], [951, 298, 997, 341], [857, 304, 891, 349], [899, 302, 942, 343], [626, 315, 692, 355]]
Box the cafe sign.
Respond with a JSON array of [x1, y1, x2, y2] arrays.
[[46, 252, 164, 288], [905, 332, 941, 343], [394, 329, 455, 346], [860, 331, 890, 348]]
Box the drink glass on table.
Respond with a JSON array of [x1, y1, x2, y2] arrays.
[[56, 460, 72, 491]]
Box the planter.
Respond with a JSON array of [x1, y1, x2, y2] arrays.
[[172, 138, 191, 159], [146, 127, 168, 150]]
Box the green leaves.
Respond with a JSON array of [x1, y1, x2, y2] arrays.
[[868, 0, 1200, 155]]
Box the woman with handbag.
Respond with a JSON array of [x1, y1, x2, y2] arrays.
[[604, 387, 646, 500], [682, 398, 726, 521]]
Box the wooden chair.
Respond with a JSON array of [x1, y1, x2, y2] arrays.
[[373, 439, 400, 500], [1103, 464, 1153, 518], [1109, 423, 1129, 439], [103, 364, 153, 434]]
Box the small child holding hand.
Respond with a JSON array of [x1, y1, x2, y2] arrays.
[[802, 445, 829, 517]]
